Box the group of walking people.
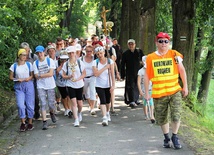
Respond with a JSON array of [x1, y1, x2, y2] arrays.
[[9, 32, 188, 150]]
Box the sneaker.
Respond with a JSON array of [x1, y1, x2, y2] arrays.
[[171, 136, 182, 149], [151, 119, 155, 124], [50, 112, 57, 123], [20, 123, 26, 132], [64, 109, 68, 116], [90, 109, 96, 115], [102, 116, 108, 126], [27, 124, 34, 131], [56, 104, 61, 111], [107, 113, 111, 122], [78, 112, 82, 122], [68, 111, 73, 118], [42, 121, 48, 130], [163, 139, 171, 148], [74, 119, 79, 127]]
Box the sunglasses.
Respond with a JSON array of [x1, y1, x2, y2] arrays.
[[158, 40, 169, 44]]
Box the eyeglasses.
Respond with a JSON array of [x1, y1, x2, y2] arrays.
[[158, 40, 169, 44]]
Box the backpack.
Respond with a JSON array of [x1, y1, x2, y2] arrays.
[[66, 59, 82, 75], [13, 62, 31, 78]]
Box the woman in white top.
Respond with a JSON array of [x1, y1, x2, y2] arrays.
[[81, 45, 96, 115], [62, 46, 86, 127], [9, 49, 35, 132], [55, 50, 72, 116], [92, 46, 115, 126], [33, 45, 56, 130]]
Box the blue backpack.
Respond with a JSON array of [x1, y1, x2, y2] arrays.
[[13, 62, 31, 78]]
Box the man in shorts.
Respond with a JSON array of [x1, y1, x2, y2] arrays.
[[144, 32, 188, 149]]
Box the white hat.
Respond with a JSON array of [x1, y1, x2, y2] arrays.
[[66, 46, 76, 53], [127, 39, 135, 44], [59, 50, 69, 59], [75, 44, 82, 51]]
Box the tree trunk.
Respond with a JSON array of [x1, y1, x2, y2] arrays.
[[109, 0, 119, 39], [139, 0, 156, 54], [129, 0, 141, 47], [192, 28, 204, 92], [119, 0, 130, 50], [172, 0, 195, 92], [59, 0, 74, 29], [197, 50, 214, 103]]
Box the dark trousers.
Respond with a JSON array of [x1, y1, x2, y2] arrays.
[[124, 76, 139, 104]]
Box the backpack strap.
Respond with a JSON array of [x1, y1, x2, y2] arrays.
[[77, 59, 82, 74], [96, 59, 99, 68], [26, 62, 31, 76], [46, 57, 50, 66], [13, 63, 17, 78], [13, 62, 31, 78], [66, 61, 68, 75]]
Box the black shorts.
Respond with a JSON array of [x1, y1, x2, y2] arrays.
[[96, 87, 111, 104], [57, 86, 68, 99], [67, 87, 83, 100]]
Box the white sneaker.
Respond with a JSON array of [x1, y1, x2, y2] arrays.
[[64, 109, 68, 116], [90, 109, 96, 115], [78, 112, 82, 122], [107, 113, 111, 122], [102, 116, 108, 126], [74, 119, 79, 127]]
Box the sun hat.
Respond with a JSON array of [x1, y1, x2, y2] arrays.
[[75, 44, 82, 51], [47, 45, 56, 51], [59, 50, 69, 59], [35, 45, 45, 53], [18, 49, 26, 57], [66, 46, 76, 53]]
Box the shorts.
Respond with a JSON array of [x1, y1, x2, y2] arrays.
[[57, 86, 68, 99], [142, 91, 154, 106], [96, 87, 111, 105], [67, 87, 83, 100], [153, 91, 182, 126], [83, 76, 96, 101]]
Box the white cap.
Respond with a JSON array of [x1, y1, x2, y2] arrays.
[[75, 44, 82, 51], [127, 39, 135, 44], [66, 46, 76, 53]]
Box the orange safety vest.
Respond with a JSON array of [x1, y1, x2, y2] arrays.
[[146, 50, 183, 98]]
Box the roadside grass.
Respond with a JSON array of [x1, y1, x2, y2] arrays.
[[179, 79, 214, 154]]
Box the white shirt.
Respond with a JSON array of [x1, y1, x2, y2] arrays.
[[81, 56, 94, 77], [62, 60, 85, 88], [137, 67, 152, 92], [92, 58, 114, 88], [10, 62, 33, 79], [33, 58, 56, 89]]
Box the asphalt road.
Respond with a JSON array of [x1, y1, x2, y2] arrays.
[[8, 81, 194, 155]]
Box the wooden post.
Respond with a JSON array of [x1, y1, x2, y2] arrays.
[[101, 6, 110, 36]]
